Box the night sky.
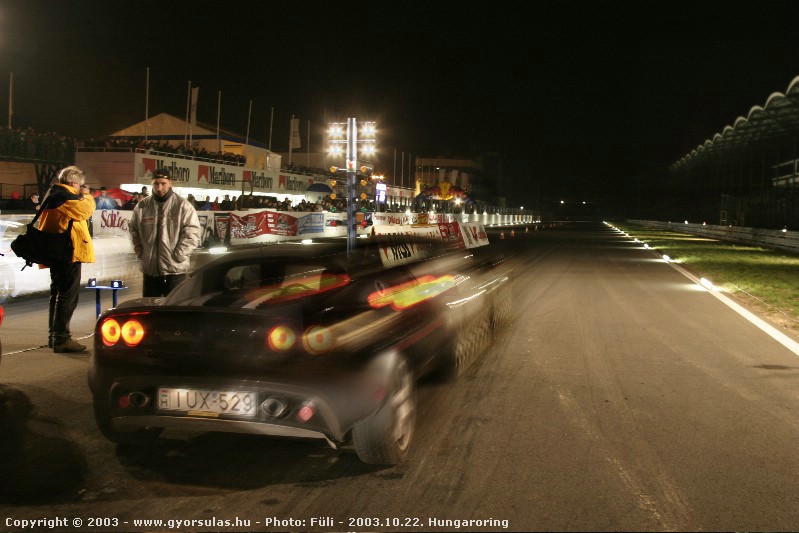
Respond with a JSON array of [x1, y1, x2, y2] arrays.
[[3, 0, 799, 207]]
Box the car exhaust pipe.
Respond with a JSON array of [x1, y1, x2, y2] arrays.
[[260, 397, 288, 418], [128, 391, 150, 408]]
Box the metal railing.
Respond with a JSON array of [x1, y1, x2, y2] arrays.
[[627, 220, 799, 254]]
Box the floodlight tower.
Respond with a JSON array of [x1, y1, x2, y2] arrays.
[[328, 118, 376, 253]]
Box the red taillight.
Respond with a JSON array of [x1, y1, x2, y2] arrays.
[[101, 318, 121, 346], [302, 325, 333, 354], [121, 320, 145, 346], [268, 324, 296, 351], [297, 402, 316, 422], [101, 317, 145, 347]]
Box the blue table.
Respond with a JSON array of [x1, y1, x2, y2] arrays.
[[85, 280, 127, 318]]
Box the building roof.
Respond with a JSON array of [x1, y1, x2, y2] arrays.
[[672, 75, 799, 170]]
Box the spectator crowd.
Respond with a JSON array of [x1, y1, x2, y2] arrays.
[[83, 137, 246, 165], [0, 126, 77, 163]]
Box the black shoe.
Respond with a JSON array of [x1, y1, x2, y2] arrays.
[[53, 339, 87, 353]]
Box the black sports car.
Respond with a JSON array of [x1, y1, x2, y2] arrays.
[[88, 235, 513, 464]]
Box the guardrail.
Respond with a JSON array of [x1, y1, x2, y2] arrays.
[[626, 220, 799, 254]]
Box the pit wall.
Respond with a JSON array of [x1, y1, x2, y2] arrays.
[[0, 209, 532, 301], [90, 209, 534, 246]]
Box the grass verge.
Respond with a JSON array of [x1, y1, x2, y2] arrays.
[[612, 222, 799, 334]]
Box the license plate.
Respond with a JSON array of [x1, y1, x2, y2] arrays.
[[158, 388, 257, 418]]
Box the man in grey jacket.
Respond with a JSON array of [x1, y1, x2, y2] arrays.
[[129, 168, 201, 297]]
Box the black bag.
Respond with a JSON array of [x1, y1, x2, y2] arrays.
[[10, 196, 74, 270]]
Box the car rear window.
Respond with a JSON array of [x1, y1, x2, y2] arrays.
[[173, 259, 350, 308]]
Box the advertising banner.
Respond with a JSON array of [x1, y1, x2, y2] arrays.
[[214, 212, 231, 245], [134, 153, 322, 196], [93, 209, 131, 238], [459, 223, 490, 248], [437, 221, 464, 246], [230, 211, 269, 241], [297, 213, 325, 235]]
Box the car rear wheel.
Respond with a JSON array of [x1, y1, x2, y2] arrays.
[[438, 310, 492, 381], [93, 395, 163, 446], [491, 281, 513, 331], [353, 357, 416, 465]]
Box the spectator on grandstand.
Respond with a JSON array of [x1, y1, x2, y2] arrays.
[[20, 192, 40, 211], [186, 194, 198, 209], [121, 193, 140, 210], [220, 194, 233, 211], [95, 187, 117, 210], [197, 196, 213, 211]]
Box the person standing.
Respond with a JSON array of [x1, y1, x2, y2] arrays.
[[38, 166, 95, 353], [129, 168, 201, 297], [94, 187, 117, 210]]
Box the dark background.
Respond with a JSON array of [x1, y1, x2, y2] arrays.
[[2, 0, 799, 209]]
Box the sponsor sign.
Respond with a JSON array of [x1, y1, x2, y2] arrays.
[[297, 213, 324, 235], [459, 223, 490, 248], [134, 154, 317, 195], [437, 221, 464, 246]]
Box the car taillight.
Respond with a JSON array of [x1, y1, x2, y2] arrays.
[[121, 320, 145, 346], [101, 318, 121, 346], [101, 317, 145, 347], [302, 325, 333, 354], [268, 324, 296, 351]]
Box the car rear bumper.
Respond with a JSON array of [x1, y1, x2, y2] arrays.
[[111, 414, 339, 448], [91, 351, 404, 445]]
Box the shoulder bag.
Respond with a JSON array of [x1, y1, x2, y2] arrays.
[[10, 196, 75, 270]]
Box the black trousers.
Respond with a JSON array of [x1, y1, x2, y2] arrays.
[[49, 262, 82, 346], [142, 273, 188, 297]]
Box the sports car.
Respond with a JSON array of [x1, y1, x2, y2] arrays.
[[88, 234, 513, 464]]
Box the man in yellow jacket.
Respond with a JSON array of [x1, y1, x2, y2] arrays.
[[38, 166, 96, 353]]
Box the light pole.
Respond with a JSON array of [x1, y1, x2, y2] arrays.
[[328, 119, 376, 253]]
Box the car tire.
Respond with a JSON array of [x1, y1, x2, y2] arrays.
[[93, 395, 163, 446], [352, 357, 416, 465], [438, 309, 492, 381], [490, 281, 513, 331]]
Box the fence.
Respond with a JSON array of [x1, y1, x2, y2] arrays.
[[627, 220, 799, 254]]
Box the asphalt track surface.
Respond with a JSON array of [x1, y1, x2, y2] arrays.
[[1, 221, 799, 532]]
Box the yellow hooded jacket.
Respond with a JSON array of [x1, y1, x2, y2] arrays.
[[37, 183, 96, 264]]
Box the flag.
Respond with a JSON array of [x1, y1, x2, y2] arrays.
[[290, 117, 301, 149], [190, 86, 199, 125]]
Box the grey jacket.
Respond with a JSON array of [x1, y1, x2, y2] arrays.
[[129, 192, 201, 276]]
